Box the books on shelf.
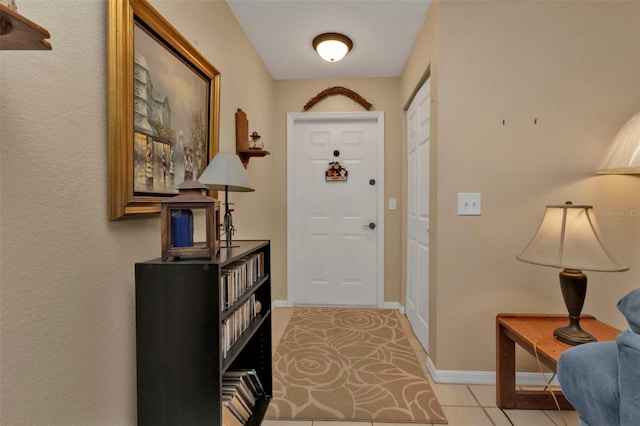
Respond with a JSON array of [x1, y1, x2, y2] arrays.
[[222, 403, 243, 426], [221, 369, 266, 425], [221, 252, 265, 311], [221, 294, 258, 359]]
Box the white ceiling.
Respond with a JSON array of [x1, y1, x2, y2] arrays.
[[226, 0, 432, 80]]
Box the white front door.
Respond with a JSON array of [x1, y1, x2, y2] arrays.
[[287, 112, 384, 306], [406, 78, 431, 352]]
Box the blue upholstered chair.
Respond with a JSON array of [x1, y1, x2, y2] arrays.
[[557, 288, 640, 426]]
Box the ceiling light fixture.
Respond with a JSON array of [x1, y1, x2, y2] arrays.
[[313, 32, 353, 62]]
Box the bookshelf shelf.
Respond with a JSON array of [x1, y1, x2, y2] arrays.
[[222, 275, 269, 320], [223, 310, 270, 371], [135, 240, 272, 425]]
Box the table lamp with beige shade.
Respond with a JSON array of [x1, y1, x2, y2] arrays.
[[517, 201, 629, 345]]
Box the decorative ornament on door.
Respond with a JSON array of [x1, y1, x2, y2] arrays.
[[325, 161, 348, 181]]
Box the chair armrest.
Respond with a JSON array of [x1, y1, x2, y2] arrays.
[[558, 341, 619, 426], [617, 330, 640, 426]]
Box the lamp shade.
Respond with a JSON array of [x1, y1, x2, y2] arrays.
[[198, 153, 254, 192], [597, 112, 640, 174], [313, 33, 352, 62], [516, 203, 628, 272]]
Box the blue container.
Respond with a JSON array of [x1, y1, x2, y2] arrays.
[[171, 209, 194, 247]]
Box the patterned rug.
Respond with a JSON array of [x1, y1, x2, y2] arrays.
[[266, 308, 447, 423]]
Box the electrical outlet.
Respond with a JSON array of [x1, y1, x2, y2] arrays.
[[458, 193, 481, 215]]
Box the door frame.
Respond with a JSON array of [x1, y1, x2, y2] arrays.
[[286, 111, 385, 307]]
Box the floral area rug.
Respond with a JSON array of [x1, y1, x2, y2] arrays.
[[266, 308, 447, 423]]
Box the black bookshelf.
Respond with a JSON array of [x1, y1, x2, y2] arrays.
[[135, 240, 272, 425]]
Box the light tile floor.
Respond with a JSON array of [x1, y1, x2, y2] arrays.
[[266, 307, 580, 426]]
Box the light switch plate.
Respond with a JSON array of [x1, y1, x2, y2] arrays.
[[458, 193, 481, 215], [389, 198, 397, 211]]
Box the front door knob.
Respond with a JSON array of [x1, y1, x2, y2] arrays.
[[363, 222, 376, 230]]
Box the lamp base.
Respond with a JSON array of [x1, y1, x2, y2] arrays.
[[555, 268, 597, 346], [221, 190, 239, 248], [554, 322, 596, 345], [221, 242, 240, 249]]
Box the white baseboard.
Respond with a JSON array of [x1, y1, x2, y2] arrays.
[[382, 301, 405, 313], [273, 299, 294, 308], [273, 299, 405, 314], [426, 356, 560, 386]]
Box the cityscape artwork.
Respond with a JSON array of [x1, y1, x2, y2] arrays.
[[132, 23, 210, 195]]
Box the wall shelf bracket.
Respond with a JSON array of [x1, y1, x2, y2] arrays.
[[236, 108, 270, 169], [0, 4, 52, 50]]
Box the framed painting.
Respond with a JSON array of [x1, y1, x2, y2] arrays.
[[108, 0, 220, 220]]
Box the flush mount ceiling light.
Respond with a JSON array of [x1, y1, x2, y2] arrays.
[[313, 32, 353, 62]]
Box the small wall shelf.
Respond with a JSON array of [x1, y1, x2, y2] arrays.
[[0, 4, 52, 50], [236, 108, 270, 169]]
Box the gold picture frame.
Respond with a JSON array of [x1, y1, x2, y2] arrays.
[[108, 0, 220, 220]]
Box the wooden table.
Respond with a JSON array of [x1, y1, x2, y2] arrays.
[[496, 313, 620, 410]]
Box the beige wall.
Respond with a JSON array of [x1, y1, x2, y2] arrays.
[[0, 1, 274, 424], [271, 78, 403, 303], [401, 0, 640, 373], [2, 0, 640, 424], [149, 2, 276, 241]]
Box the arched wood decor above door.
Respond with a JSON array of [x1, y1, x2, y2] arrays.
[[303, 86, 373, 111]]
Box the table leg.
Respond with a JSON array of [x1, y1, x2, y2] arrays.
[[496, 320, 516, 408]]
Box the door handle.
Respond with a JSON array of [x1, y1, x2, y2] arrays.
[[363, 222, 376, 230]]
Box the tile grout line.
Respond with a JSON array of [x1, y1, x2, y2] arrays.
[[466, 384, 514, 426]]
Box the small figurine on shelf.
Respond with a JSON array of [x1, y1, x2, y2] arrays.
[[248, 131, 264, 150]]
